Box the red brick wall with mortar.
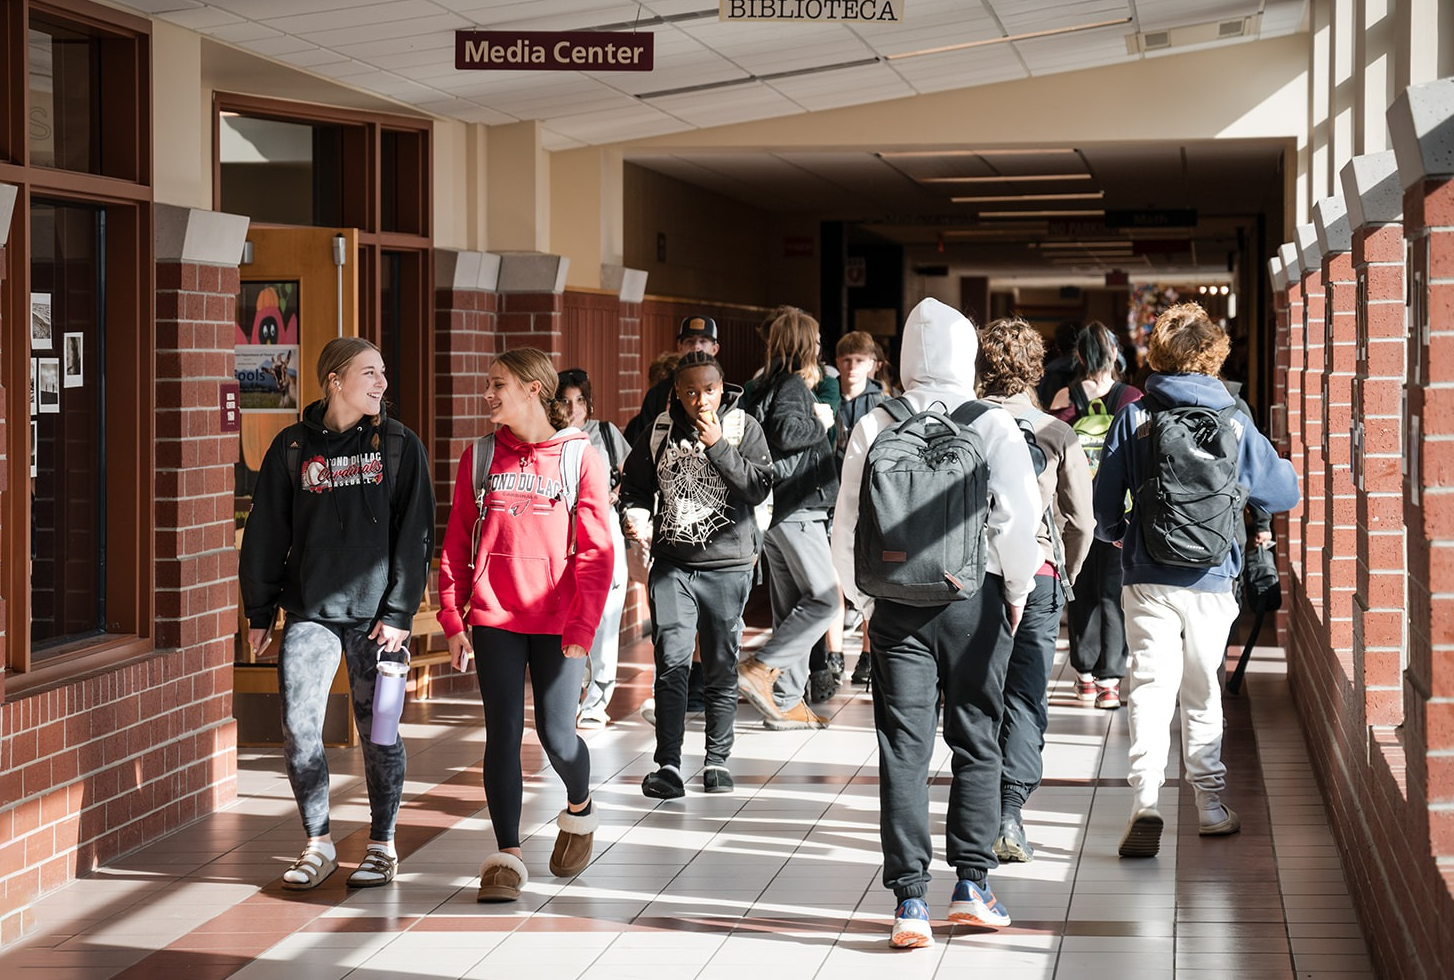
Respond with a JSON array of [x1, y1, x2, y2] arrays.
[[1297, 268, 1327, 625], [1286, 177, 1454, 980], [1320, 250, 1357, 671], [0, 257, 240, 947], [1351, 222, 1407, 729]]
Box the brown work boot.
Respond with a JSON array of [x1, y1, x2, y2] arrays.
[[763, 698, 828, 731], [737, 658, 784, 719]]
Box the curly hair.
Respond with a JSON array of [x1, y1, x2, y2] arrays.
[[1146, 302, 1230, 376], [976, 317, 1045, 400], [495, 347, 571, 429]]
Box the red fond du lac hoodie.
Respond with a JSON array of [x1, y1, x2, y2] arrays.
[[437, 426, 614, 650]]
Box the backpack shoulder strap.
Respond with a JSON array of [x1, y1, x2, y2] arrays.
[[283, 422, 308, 491], [560, 438, 585, 512], [472, 433, 496, 507], [948, 398, 993, 426], [720, 406, 746, 447], [881, 396, 914, 424], [647, 411, 674, 462], [1068, 382, 1090, 416], [1106, 381, 1127, 412]]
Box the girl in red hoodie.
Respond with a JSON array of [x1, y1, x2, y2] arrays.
[[437, 348, 614, 902]]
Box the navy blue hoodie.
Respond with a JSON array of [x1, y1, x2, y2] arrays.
[[1092, 372, 1300, 593], [240, 401, 435, 631]]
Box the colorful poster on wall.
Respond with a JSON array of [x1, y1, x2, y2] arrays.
[[236, 346, 301, 411], [237, 281, 299, 346]]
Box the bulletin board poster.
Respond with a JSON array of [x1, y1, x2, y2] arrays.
[[236, 346, 300, 411], [236, 281, 299, 346]]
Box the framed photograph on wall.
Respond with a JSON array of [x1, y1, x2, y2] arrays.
[[30, 359, 38, 415], [63, 332, 84, 388], [37, 358, 60, 414], [30, 421, 38, 478], [30, 292, 53, 350]]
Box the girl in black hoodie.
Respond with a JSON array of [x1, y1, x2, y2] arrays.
[[240, 337, 435, 892]]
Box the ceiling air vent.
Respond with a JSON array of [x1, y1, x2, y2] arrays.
[[1126, 13, 1260, 54], [1218, 18, 1247, 38], [1143, 30, 1172, 50]]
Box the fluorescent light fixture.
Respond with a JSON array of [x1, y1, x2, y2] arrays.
[[1037, 240, 1127, 248], [979, 209, 1106, 219], [887, 17, 1133, 60], [952, 192, 1105, 203], [922, 174, 1093, 184], [881, 149, 1077, 159]]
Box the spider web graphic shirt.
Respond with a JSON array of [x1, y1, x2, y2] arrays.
[[656, 438, 731, 546]]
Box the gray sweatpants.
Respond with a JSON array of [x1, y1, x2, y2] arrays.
[[754, 511, 839, 709], [278, 617, 407, 842]]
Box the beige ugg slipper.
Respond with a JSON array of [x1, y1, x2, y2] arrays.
[[548, 806, 598, 877], [477, 851, 528, 902]]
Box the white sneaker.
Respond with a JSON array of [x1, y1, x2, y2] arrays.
[[1118, 806, 1164, 858], [640, 699, 655, 727]]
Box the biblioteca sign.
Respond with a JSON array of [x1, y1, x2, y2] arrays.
[[720, 0, 904, 21], [456, 31, 653, 71]]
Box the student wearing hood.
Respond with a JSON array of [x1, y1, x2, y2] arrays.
[[831, 298, 1041, 949]]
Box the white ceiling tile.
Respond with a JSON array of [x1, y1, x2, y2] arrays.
[[543, 103, 689, 144], [330, 32, 461, 62], [648, 82, 805, 128], [309, 59, 385, 79], [299, 16, 469, 48], [113, 0, 203, 12], [240, 36, 324, 58], [767, 63, 916, 112], [1014, 32, 1130, 73], [992, 0, 1132, 35], [209, 0, 370, 19], [205, 22, 286, 44], [284, 47, 354, 68], [261, 1, 454, 35], [889, 44, 1026, 93], [154, 7, 246, 31]]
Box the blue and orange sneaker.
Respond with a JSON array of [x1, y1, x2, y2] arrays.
[[947, 878, 1011, 928], [890, 897, 934, 948]]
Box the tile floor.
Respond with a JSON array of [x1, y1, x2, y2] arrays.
[[1, 628, 1376, 979]]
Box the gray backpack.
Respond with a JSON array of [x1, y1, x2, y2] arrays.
[[854, 397, 993, 607]]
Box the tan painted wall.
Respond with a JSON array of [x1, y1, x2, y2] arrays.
[[153, 20, 207, 210], [625, 163, 771, 305]]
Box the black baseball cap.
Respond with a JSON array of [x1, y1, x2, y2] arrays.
[[678, 315, 718, 342]]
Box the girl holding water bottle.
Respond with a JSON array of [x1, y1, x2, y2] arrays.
[[239, 337, 435, 892]]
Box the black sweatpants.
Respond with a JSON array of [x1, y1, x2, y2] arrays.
[[869, 574, 1013, 901], [1068, 537, 1128, 680]]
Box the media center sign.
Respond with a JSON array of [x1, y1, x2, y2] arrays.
[[456, 31, 653, 71]]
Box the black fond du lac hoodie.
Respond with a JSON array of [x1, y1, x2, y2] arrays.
[[240, 400, 435, 633]]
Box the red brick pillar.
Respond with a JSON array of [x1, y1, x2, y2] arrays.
[[152, 204, 247, 807], [1295, 224, 1327, 626], [1313, 197, 1357, 666], [604, 265, 648, 432], [1391, 79, 1454, 906], [1343, 151, 1407, 728], [433, 250, 500, 538], [496, 252, 567, 361], [1277, 242, 1306, 591], [1267, 255, 1293, 647]]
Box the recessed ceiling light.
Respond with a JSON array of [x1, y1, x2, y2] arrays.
[[880, 149, 1077, 159], [979, 209, 1106, 219], [921, 174, 1093, 183], [952, 192, 1105, 203]]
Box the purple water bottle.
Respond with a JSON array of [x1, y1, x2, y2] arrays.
[[371, 658, 409, 746]]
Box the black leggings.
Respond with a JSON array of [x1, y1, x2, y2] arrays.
[[472, 625, 591, 850]]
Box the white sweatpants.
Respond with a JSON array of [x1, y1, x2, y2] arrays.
[[1121, 582, 1240, 812]]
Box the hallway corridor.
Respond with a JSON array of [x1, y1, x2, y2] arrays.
[[0, 630, 1376, 980]]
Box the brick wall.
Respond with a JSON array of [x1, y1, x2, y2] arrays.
[[1280, 153, 1454, 980], [0, 230, 243, 945]]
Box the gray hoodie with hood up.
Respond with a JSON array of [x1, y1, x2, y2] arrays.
[[831, 297, 1043, 612]]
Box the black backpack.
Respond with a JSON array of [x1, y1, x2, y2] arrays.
[[1134, 395, 1249, 568], [854, 397, 992, 607]]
